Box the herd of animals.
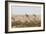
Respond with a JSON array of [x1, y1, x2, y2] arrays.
[[11, 14, 41, 28]]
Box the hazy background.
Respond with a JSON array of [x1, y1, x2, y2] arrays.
[[11, 5, 41, 16]]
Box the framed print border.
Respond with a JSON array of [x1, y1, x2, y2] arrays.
[[5, 1, 45, 33]]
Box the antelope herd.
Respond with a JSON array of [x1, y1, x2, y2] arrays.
[[11, 15, 41, 28]]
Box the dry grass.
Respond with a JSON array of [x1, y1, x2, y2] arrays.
[[11, 15, 41, 28]]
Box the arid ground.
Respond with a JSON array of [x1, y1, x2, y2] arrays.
[[11, 15, 41, 28]]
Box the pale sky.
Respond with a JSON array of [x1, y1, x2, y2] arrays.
[[11, 5, 41, 16]]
